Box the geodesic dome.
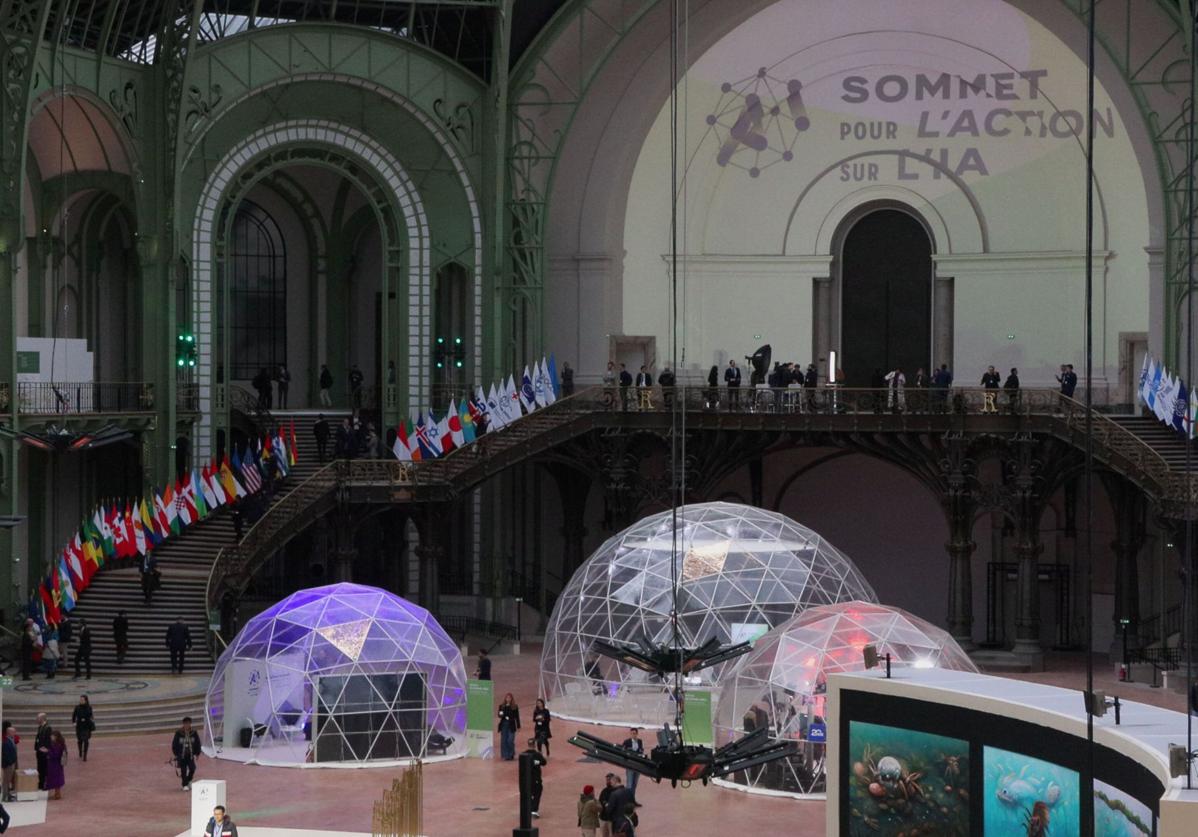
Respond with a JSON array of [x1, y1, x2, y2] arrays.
[[204, 583, 467, 766], [713, 601, 978, 796], [540, 502, 877, 725]]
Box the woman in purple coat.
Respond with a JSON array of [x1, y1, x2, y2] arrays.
[[44, 731, 66, 799]]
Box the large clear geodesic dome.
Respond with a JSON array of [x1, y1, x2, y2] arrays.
[[204, 582, 467, 767], [540, 502, 877, 725], [713, 601, 978, 796]]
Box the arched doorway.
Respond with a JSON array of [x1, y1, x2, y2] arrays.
[[839, 208, 933, 386]]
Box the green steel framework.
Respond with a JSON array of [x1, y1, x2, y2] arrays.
[[0, 0, 1194, 616]]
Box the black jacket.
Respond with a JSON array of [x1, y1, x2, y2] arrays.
[[724, 366, 741, 385], [57, 619, 73, 644], [172, 728, 201, 761], [113, 616, 129, 642], [71, 704, 94, 735], [618, 371, 633, 387], [497, 703, 521, 732], [76, 624, 92, 653], [319, 368, 334, 389], [166, 623, 193, 651], [204, 816, 238, 837], [313, 420, 330, 442], [980, 372, 1001, 388], [532, 708, 552, 739], [34, 723, 51, 753]]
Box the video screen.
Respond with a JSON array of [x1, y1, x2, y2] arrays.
[[847, 720, 970, 836], [1094, 778, 1153, 836], [983, 746, 1080, 835]]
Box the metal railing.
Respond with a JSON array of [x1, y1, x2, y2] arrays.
[[16, 381, 153, 414], [438, 615, 517, 642], [177, 383, 200, 413], [1139, 603, 1184, 647]]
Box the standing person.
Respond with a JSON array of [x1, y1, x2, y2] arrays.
[[635, 365, 653, 392], [561, 362, 575, 397], [166, 618, 193, 675], [474, 648, 491, 680], [532, 698, 552, 758], [276, 364, 290, 409], [348, 364, 364, 408], [1004, 367, 1021, 412], [620, 728, 644, 795], [140, 554, 158, 605], [520, 738, 547, 818], [578, 784, 601, 837], [705, 365, 720, 410], [598, 774, 616, 837], [497, 693, 521, 761], [73, 618, 92, 680], [230, 506, 244, 541], [56, 615, 72, 669], [319, 364, 334, 407], [2, 723, 17, 802], [605, 776, 635, 830], [980, 365, 1001, 389], [884, 368, 906, 412], [335, 418, 352, 460], [612, 803, 637, 837], [171, 717, 201, 791], [113, 611, 129, 665], [70, 696, 93, 762], [618, 364, 633, 410], [602, 361, 616, 388], [19, 619, 36, 681], [313, 415, 330, 463], [43, 731, 65, 800], [205, 805, 239, 837], [42, 630, 59, 679], [911, 367, 928, 412], [33, 714, 50, 790], [1057, 363, 1078, 398], [724, 359, 742, 407]]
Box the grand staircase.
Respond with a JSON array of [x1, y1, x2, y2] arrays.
[[1111, 415, 1197, 470], [63, 410, 344, 675]]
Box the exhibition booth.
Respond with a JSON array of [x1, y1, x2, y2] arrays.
[[825, 667, 1198, 836]]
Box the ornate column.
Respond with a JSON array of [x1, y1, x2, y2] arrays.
[[332, 513, 357, 583], [416, 506, 447, 615], [1011, 487, 1044, 668], [1107, 479, 1146, 652], [945, 491, 977, 650]]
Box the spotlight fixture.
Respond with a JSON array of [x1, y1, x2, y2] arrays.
[[863, 644, 891, 678], [568, 727, 797, 787], [1169, 744, 1197, 779], [1084, 690, 1122, 725], [590, 635, 753, 677]]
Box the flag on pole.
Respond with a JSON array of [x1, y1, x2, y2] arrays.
[[1154, 369, 1175, 423], [289, 421, 299, 466], [1145, 360, 1163, 414], [199, 465, 219, 510], [414, 414, 438, 459], [532, 360, 548, 408], [447, 399, 466, 447], [103, 505, 119, 556], [547, 354, 560, 401], [39, 581, 61, 625], [1173, 381, 1189, 434], [163, 483, 181, 535], [139, 498, 160, 547], [273, 432, 290, 477], [207, 462, 227, 507], [175, 479, 195, 527], [521, 366, 537, 413], [66, 537, 88, 589], [393, 423, 413, 461], [131, 504, 147, 556], [239, 449, 263, 494], [191, 471, 208, 519], [507, 374, 522, 420], [94, 507, 114, 558], [486, 383, 505, 430], [112, 507, 134, 558], [406, 417, 423, 462], [436, 411, 456, 455], [1138, 353, 1152, 406], [460, 399, 476, 443], [58, 558, 77, 612]]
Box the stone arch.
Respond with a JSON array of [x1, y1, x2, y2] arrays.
[[191, 119, 430, 456], [181, 74, 483, 386]]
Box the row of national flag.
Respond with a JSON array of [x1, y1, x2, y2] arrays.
[[1139, 353, 1197, 438], [392, 355, 561, 461], [30, 424, 299, 627]]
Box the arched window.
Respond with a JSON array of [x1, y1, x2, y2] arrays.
[[230, 202, 286, 380]]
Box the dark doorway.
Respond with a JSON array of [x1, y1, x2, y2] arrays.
[[840, 209, 932, 386]]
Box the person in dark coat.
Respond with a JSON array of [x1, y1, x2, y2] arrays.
[[497, 693, 521, 761], [276, 364, 290, 409], [33, 714, 50, 790], [166, 619, 193, 675], [348, 364, 364, 408], [561, 362, 575, 397], [335, 418, 352, 459], [520, 739, 547, 818], [598, 774, 617, 835], [72, 619, 92, 680], [204, 805, 239, 837], [113, 611, 129, 665], [313, 415, 330, 463], [618, 364, 633, 410], [71, 695, 94, 761], [2, 723, 17, 802], [532, 698, 552, 758], [980, 365, 1001, 388], [319, 364, 334, 407], [605, 776, 637, 831], [620, 728, 645, 794], [724, 359, 742, 407], [474, 649, 491, 681], [1004, 367, 1021, 412], [171, 717, 201, 791]]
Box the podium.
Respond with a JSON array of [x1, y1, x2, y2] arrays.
[[190, 780, 226, 836]]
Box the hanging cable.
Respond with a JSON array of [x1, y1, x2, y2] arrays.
[[668, 0, 684, 735], [1185, 2, 1197, 791], [1083, 0, 1097, 784]]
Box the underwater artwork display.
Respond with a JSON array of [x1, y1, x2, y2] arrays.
[[846, 720, 971, 836], [983, 745, 1080, 835], [1093, 778, 1153, 837]]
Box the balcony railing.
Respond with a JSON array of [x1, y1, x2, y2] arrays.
[[16, 381, 154, 415]]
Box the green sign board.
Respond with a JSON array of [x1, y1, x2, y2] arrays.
[[16, 352, 39, 374], [465, 679, 495, 758], [681, 689, 713, 746], [0, 676, 12, 689]]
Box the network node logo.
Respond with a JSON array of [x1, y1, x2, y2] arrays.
[[708, 67, 810, 178]]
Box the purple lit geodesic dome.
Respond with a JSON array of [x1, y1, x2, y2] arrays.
[[204, 583, 467, 766], [713, 601, 978, 796]]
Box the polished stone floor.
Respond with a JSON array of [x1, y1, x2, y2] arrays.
[[8, 648, 1186, 835]]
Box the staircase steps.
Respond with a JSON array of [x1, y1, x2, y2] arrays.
[[4, 693, 207, 737], [1110, 416, 1198, 470]]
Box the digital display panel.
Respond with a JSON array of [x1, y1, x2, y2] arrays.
[[847, 720, 970, 836]]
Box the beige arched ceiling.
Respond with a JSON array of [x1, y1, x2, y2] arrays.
[[27, 92, 133, 180]]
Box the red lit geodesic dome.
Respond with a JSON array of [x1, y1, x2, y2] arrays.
[[713, 601, 977, 796]]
